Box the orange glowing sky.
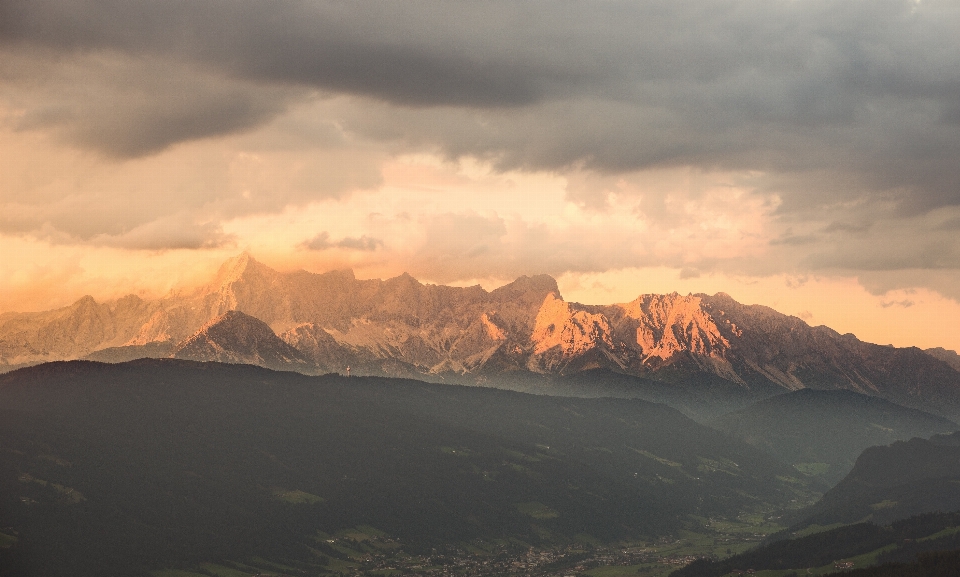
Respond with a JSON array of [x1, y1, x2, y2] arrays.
[[3, 1, 960, 352]]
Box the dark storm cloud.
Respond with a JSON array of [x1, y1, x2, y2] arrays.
[[0, 0, 572, 106], [0, 50, 299, 156], [3, 0, 960, 209]]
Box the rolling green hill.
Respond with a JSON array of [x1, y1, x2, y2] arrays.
[[671, 511, 960, 577], [0, 360, 815, 577], [787, 432, 960, 530], [711, 389, 958, 483]]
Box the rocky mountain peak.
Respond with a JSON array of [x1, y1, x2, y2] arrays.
[[530, 293, 613, 357], [6, 254, 960, 421], [326, 268, 357, 281], [492, 274, 560, 299], [201, 253, 287, 320], [210, 252, 277, 289], [926, 347, 960, 372], [383, 272, 424, 292], [172, 310, 309, 370], [178, 310, 274, 349], [618, 293, 731, 360], [113, 294, 144, 308], [72, 295, 99, 309]]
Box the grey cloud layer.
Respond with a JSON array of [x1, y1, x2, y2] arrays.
[[1, 52, 296, 157], [4, 0, 960, 195], [3, 0, 960, 289]]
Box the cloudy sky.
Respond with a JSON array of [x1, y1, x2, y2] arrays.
[[2, 0, 960, 350]]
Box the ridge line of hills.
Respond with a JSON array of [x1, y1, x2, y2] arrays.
[[674, 430, 960, 576], [3, 359, 960, 577], [3, 253, 960, 419], [0, 359, 817, 577]]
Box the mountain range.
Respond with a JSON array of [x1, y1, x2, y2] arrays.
[[3, 253, 960, 418]]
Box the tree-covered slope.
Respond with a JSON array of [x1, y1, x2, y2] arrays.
[[791, 432, 960, 529], [672, 511, 960, 577], [711, 389, 958, 483], [0, 360, 812, 577]]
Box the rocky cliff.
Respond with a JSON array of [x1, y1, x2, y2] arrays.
[[2, 253, 959, 417]]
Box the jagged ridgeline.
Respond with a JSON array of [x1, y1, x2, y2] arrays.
[[0, 360, 814, 577], [3, 253, 960, 421]]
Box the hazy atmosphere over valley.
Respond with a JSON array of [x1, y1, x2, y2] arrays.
[[7, 3, 960, 577], [2, 0, 960, 352]]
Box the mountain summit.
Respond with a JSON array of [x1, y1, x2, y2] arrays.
[[2, 254, 960, 418], [172, 310, 312, 371]]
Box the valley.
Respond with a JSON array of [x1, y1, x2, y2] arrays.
[[2, 357, 960, 576], [7, 0, 960, 574], [0, 360, 816, 577], [3, 262, 960, 577]]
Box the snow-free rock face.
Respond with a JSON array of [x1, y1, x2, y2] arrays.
[[0, 294, 163, 366], [172, 311, 311, 371], [531, 294, 613, 357], [3, 253, 960, 417], [624, 294, 732, 362], [279, 323, 355, 371], [927, 347, 960, 372]]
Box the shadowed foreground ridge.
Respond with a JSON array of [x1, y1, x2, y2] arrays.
[[789, 430, 960, 529], [0, 359, 813, 577], [710, 389, 958, 484]]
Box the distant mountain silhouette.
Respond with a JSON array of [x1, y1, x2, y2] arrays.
[[3, 253, 960, 418]]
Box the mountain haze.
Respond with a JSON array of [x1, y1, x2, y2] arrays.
[[790, 431, 960, 529], [712, 389, 959, 483], [2, 253, 960, 417]]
